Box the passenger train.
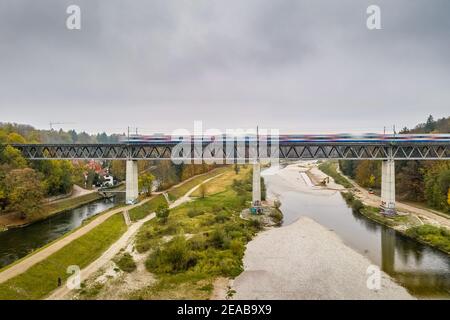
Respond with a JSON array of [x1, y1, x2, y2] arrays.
[[119, 133, 450, 144]]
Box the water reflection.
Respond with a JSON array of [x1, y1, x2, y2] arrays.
[[380, 227, 450, 297], [0, 194, 123, 269]]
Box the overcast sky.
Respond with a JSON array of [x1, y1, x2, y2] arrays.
[[0, 0, 449, 134]]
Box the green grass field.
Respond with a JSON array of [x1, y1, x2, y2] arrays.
[[167, 167, 229, 200], [0, 213, 127, 300], [128, 194, 167, 222]]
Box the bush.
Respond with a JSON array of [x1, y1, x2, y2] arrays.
[[341, 192, 354, 203], [187, 208, 204, 218], [146, 236, 197, 273], [210, 228, 231, 249], [351, 199, 364, 212], [270, 209, 283, 225], [249, 218, 263, 231], [273, 199, 281, 209], [229, 239, 244, 256], [406, 225, 450, 253], [215, 211, 230, 223], [115, 253, 137, 273], [189, 234, 209, 251], [156, 203, 170, 223]]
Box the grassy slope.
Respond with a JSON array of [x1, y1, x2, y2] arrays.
[[128, 194, 167, 222], [0, 192, 104, 230], [318, 161, 353, 188], [190, 167, 246, 197], [0, 213, 127, 300], [44, 192, 103, 216], [129, 166, 257, 299], [167, 167, 229, 200]]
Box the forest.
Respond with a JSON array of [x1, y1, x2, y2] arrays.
[[339, 115, 450, 213], [0, 123, 216, 220]]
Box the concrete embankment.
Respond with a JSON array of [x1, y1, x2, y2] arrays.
[[232, 216, 413, 300]]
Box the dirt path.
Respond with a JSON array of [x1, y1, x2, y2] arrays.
[[335, 167, 450, 229], [46, 172, 224, 300], [47, 212, 156, 300], [55, 185, 95, 202]]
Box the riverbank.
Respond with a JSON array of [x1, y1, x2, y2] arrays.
[[317, 162, 450, 255], [0, 188, 104, 231], [232, 216, 413, 299]]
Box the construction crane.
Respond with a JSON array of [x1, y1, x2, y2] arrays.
[[49, 122, 74, 130]]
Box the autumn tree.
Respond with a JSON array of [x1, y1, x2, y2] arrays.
[[199, 183, 207, 198], [32, 160, 74, 195], [355, 160, 381, 188], [5, 168, 44, 219], [139, 172, 155, 196], [110, 160, 126, 181]]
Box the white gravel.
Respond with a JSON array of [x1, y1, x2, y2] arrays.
[[232, 216, 414, 300]]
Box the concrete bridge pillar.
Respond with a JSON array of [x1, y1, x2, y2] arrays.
[[126, 160, 139, 204], [252, 161, 261, 207], [381, 158, 396, 215]]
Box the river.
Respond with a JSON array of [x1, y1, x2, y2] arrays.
[[0, 194, 124, 269], [263, 162, 450, 299]]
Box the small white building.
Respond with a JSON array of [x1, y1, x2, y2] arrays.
[[103, 174, 114, 187]]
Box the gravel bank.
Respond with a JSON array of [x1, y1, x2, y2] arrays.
[[232, 216, 413, 299]]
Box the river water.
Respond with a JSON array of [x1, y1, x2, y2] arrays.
[[263, 163, 450, 299], [0, 194, 124, 269]]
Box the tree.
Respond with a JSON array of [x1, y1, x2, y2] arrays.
[[424, 162, 450, 212], [110, 160, 125, 181], [4, 168, 44, 219], [396, 161, 425, 201], [355, 160, 381, 188], [6, 132, 26, 144], [0, 145, 27, 169], [139, 173, 155, 196], [0, 186, 6, 211], [199, 183, 207, 198], [234, 164, 240, 175], [424, 115, 436, 133], [156, 203, 170, 223], [368, 174, 376, 188], [33, 160, 74, 196]]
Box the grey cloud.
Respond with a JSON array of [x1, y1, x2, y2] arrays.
[[0, 0, 449, 133]]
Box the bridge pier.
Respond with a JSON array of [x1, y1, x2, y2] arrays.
[[252, 161, 261, 207], [126, 160, 139, 204], [381, 158, 396, 215]]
